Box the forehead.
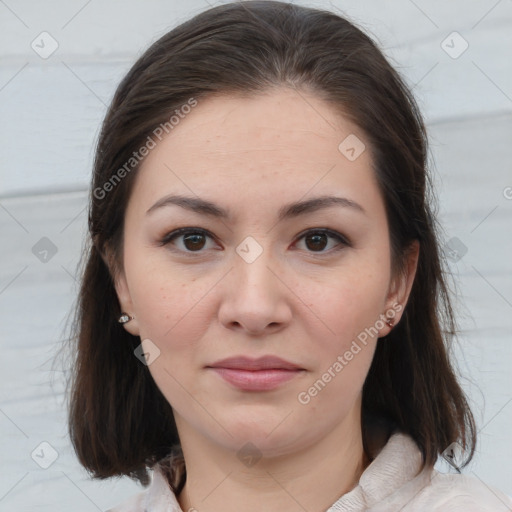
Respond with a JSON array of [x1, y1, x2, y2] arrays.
[[129, 87, 382, 219]]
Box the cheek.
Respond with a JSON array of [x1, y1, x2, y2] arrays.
[[297, 263, 390, 350], [293, 271, 386, 416], [134, 278, 210, 348], [123, 234, 207, 330], [126, 258, 213, 409]]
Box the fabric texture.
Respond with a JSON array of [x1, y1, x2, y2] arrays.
[[106, 433, 512, 512]]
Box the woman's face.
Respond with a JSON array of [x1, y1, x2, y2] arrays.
[[113, 87, 418, 457]]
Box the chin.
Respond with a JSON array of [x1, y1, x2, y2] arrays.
[[207, 406, 315, 456]]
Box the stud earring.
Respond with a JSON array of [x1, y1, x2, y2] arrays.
[[385, 318, 394, 329], [118, 312, 134, 324]]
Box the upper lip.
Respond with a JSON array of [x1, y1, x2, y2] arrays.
[[207, 356, 303, 371]]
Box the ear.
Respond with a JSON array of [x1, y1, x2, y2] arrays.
[[101, 242, 141, 337], [380, 240, 420, 335]]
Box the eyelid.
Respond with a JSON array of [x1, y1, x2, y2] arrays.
[[294, 228, 351, 248], [157, 227, 216, 247], [158, 227, 351, 254]]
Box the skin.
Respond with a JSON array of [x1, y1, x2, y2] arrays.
[[110, 87, 419, 512]]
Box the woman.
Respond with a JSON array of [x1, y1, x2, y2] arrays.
[[66, 1, 512, 510]]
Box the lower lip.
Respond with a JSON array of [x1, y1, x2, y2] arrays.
[[209, 367, 302, 391]]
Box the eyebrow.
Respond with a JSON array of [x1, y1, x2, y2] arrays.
[[146, 194, 366, 221]]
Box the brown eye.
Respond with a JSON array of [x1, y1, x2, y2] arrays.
[[182, 232, 207, 251], [160, 228, 216, 253], [304, 232, 329, 251], [295, 229, 350, 254]]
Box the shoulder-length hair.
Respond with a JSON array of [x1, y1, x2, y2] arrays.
[[63, 0, 476, 488]]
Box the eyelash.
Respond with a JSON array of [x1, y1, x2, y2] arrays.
[[158, 227, 351, 257]]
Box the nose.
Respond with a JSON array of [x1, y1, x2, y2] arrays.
[[218, 241, 292, 336]]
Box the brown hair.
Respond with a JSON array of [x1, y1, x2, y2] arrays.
[[62, 0, 476, 488]]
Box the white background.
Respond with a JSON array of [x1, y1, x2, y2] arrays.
[[0, 0, 511, 510]]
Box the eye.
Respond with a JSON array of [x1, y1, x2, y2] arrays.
[[159, 227, 350, 255], [159, 228, 217, 253], [294, 229, 350, 254]]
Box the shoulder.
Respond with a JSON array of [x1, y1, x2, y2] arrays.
[[343, 432, 512, 512], [105, 489, 145, 512], [106, 492, 144, 512], [406, 470, 512, 512], [105, 486, 148, 512], [105, 466, 182, 512]]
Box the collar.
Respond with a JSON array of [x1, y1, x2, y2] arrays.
[[145, 432, 427, 512], [327, 432, 428, 510]]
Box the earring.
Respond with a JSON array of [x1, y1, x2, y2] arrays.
[[118, 312, 134, 324], [385, 318, 394, 329]]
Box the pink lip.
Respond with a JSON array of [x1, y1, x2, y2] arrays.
[[207, 356, 304, 391]]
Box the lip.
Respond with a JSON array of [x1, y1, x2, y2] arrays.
[[206, 356, 304, 391]]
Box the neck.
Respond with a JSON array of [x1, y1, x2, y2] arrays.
[[176, 411, 368, 512]]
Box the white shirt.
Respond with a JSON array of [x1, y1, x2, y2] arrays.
[[106, 433, 512, 511]]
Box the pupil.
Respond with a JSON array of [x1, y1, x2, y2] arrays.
[[306, 233, 327, 251], [184, 233, 205, 251], [182, 232, 328, 252]]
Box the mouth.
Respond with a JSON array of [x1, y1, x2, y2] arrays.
[[206, 356, 305, 391]]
